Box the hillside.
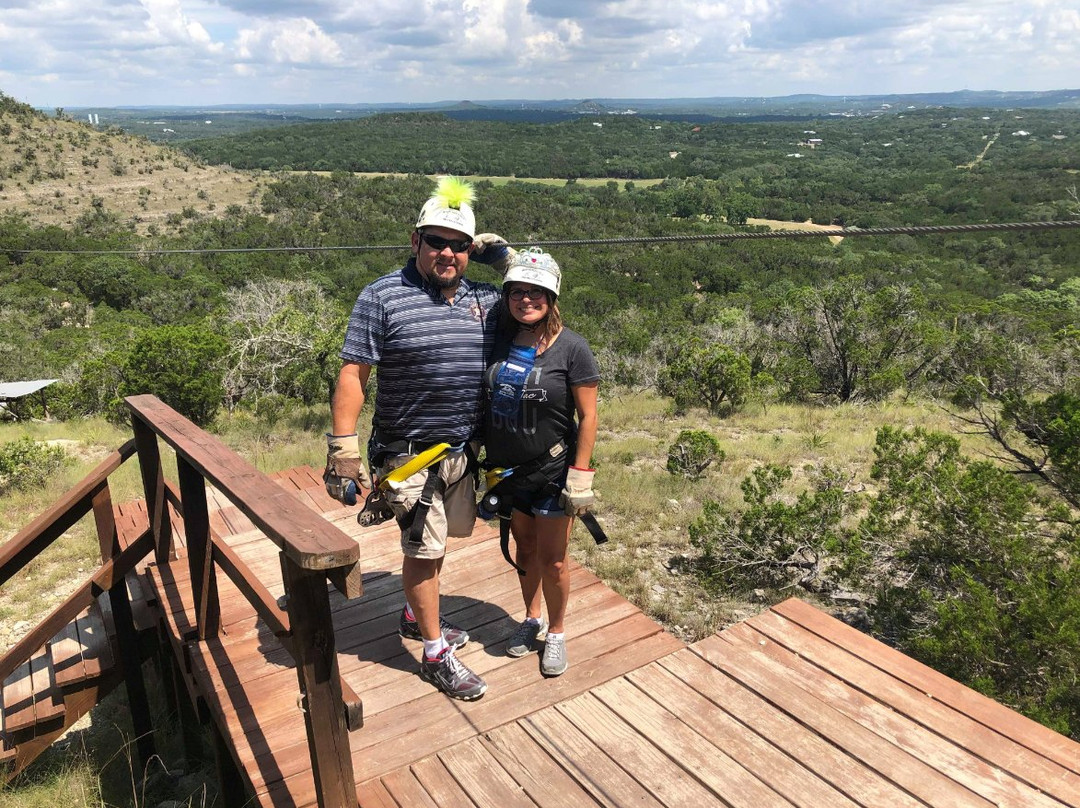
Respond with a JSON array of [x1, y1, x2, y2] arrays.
[[0, 96, 266, 235]]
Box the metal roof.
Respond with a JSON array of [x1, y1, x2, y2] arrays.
[[0, 379, 59, 400]]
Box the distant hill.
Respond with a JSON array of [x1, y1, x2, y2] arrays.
[[64, 88, 1080, 142]]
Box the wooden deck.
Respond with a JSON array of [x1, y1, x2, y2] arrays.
[[142, 466, 1080, 807]]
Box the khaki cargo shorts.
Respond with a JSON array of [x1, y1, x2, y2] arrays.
[[377, 445, 478, 559]]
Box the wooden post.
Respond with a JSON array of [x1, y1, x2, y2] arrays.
[[211, 721, 249, 807], [131, 414, 173, 562], [281, 553, 355, 808], [91, 483, 156, 768], [176, 456, 219, 640]]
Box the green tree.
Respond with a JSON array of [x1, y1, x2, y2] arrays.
[[120, 324, 227, 425], [658, 339, 751, 415], [771, 276, 940, 402]]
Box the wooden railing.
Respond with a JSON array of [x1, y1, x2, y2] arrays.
[[0, 439, 157, 764], [126, 395, 363, 808]]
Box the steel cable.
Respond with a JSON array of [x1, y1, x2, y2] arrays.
[[6, 219, 1080, 256]]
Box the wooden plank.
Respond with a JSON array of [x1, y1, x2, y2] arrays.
[[81, 600, 114, 678], [555, 691, 727, 806], [771, 598, 1080, 776], [622, 663, 859, 808], [591, 676, 795, 807], [437, 737, 536, 807], [693, 633, 997, 807], [49, 618, 88, 689], [522, 706, 665, 808], [746, 606, 1080, 806], [409, 755, 476, 808], [280, 558, 355, 808], [2, 661, 35, 734], [355, 778, 395, 808], [378, 767, 440, 807], [657, 648, 925, 808], [28, 649, 65, 727], [722, 622, 1065, 808], [481, 721, 615, 808]]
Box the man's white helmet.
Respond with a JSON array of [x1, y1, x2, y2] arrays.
[[503, 247, 561, 298], [415, 176, 476, 238]]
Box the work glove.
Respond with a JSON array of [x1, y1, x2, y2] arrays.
[[559, 466, 595, 516], [324, 433, 372, 506], [471, 233, 516, 274]]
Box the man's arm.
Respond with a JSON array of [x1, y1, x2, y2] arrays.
[[331, 361, 373, 434], [325, 361, 375, 503]]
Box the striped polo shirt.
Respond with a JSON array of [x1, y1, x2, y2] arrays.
[[342, 259, 501, 444]]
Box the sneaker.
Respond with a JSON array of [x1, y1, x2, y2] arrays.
[[506, 618, 547, 658], [419, 647, 487, 700], [399, 607, 469, 649], [541, 634, 568, 677]]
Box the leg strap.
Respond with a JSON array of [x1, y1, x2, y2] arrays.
[[396, 461, 446, 546]]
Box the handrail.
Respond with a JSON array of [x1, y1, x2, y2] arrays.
[[0, 528, 153, 684], [0, 440, 136, 588], [127, 395, 361, 806], [126, 394, 358, 571]]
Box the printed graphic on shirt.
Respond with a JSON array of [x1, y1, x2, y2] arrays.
[[490, 367, 544, 435]]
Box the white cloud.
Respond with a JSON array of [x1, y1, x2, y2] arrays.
[[235, 18, 343, 66], [0, 0, 1077, 105]]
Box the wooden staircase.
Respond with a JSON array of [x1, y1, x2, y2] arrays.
[[2, 595, 118, 772], [0, 439, 159, 781]]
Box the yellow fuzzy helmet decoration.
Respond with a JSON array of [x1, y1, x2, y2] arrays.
[[415, 176, 477, 238]]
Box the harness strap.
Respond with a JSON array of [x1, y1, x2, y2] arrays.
[[396, 460, 446, 546], [499, 515, 527, 576], [579, 512, 609, 545]]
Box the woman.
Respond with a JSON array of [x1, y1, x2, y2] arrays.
[[482, 247, 599, 677]]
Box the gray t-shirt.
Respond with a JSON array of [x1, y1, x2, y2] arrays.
[[483, 327, 599, 468]]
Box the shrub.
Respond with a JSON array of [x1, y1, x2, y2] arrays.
[[863, 425, 1080, 737], [688, 463, 861, 595], [0, 436, 67, 493], [666, 429, 725, 479]]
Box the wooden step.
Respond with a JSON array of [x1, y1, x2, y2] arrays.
[[2, 646, 65, 737], [49, 598, 115, 690]]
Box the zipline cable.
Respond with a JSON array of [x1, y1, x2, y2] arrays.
[[6, 219, 1080, 256]]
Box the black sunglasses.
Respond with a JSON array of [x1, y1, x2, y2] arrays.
[[421, 232, 473, 253]]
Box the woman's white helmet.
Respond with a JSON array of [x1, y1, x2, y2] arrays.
[[415, 176, 476, 238], [503, 247, 561, 298]]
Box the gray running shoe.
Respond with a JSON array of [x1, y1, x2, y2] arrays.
[[399, 607, 469, 649], [541, 633, 568, 677], [506, 618, 547, 658], [419, 647, 487, 700]]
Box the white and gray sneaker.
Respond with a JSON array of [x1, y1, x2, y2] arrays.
[[506, 618, 547, 658], [541, 633, 568, 677]]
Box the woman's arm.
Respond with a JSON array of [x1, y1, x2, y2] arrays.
[[571, 381, 599, 467]]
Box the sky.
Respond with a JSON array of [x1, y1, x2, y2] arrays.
[[1, 0, 1078, 108]]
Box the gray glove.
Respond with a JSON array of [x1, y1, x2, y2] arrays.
[[559, 466, 595, 516], [471, 233, 516, 274], [324, 433, 372, 505]]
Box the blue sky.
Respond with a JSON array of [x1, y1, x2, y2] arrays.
[[1, 0, 1078, 108]]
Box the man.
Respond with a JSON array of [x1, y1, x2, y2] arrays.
[[324, 177, 512, 700]]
